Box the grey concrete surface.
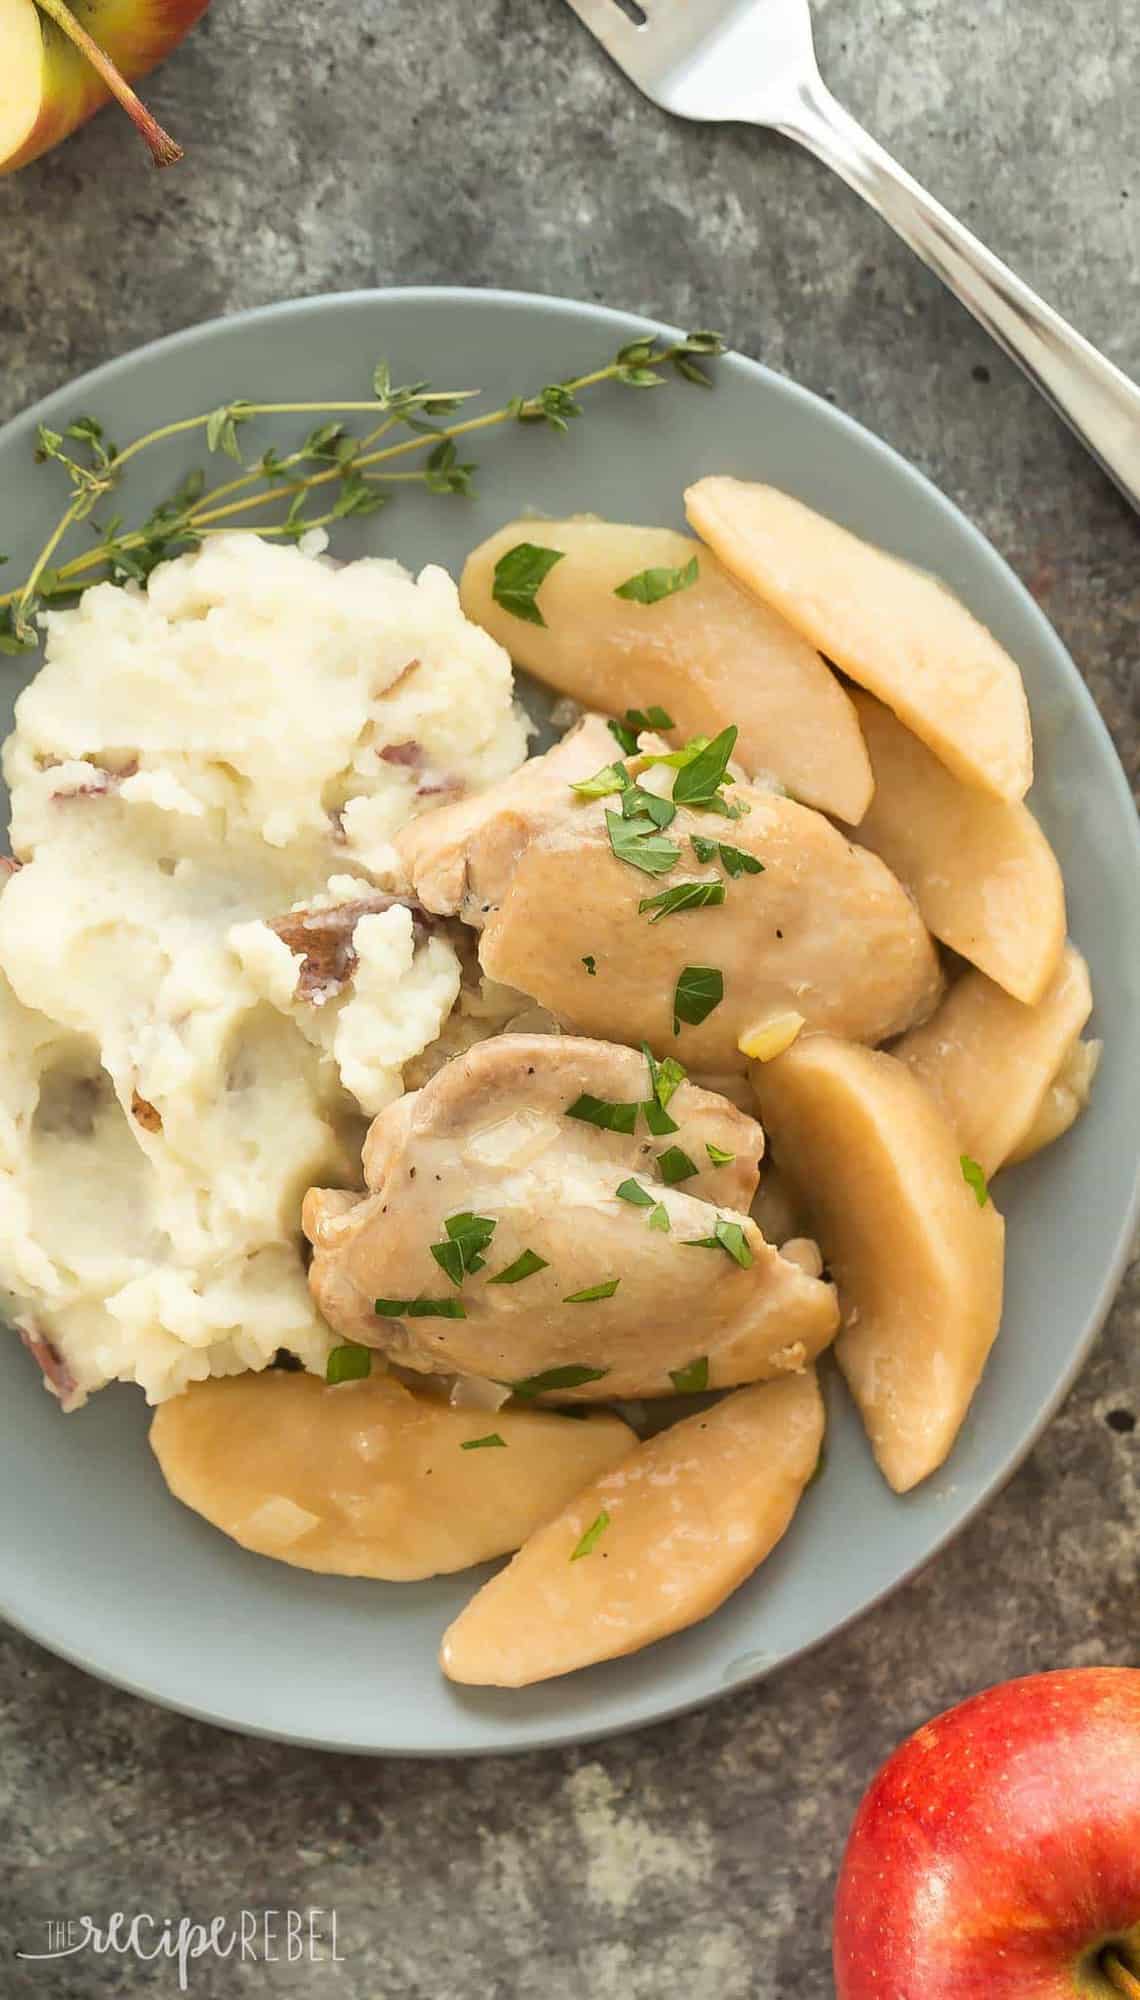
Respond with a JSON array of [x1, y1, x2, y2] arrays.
[[1, 1, 1138, 1994]]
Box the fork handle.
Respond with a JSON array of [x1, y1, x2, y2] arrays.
[[776, 75, 1140, 513]]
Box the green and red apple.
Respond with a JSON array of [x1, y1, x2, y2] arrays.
[[834, 1669, 1140, 1999], [0, 0, 209, 174]]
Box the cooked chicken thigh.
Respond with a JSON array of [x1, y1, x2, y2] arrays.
[[305, 1035, 838, 1398], [395, 735, 941, 1070], [398, 711, 615, 923]]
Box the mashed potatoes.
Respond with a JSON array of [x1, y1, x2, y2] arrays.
[[0, 533, 528, 1406]]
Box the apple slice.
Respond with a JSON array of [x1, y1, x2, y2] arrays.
[[896, 946, 1095, 1177], [1, 0, 204, 176], [460, 520, 873, 823], [685, 478, 1032, 802], [845, 691, 1064, 1004], [440, 1370, 824, 1687], [1005, 1034, 1101, 1166], [150, 1369, 637, 1581], [753, 1035, 1005, 1493]]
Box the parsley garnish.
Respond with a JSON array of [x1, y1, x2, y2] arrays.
[[489, 1249, 549, 1286], [430, 1211, 497, 1287], [582, 955, 597, 976], [716, 843, 764, 878], [570, 761, 631, 800], [643, 1042, 686, 1111], [648, 1202, 671, 1232], [374, 1296, 468, 1318], [608, 717, 641, 756], [460, 1433, 507, 1450], [614, 559, 698, 605], [672, 725, 739, 808], [607, 703, 679, 756], [669, 1356, 710, 1394], [650, 735, 709, 769], [674, 965, 724, 1031], [684, 1218, 753, 1268], [491, 542, 565, 626], [705, 1141, 735, 1167], [616, 1178, 656, 1207], [567, 1092, 639, 1135], [564, 1280, 621, 1303], [960, 1155, 990, 1206], [326, 1343, 372, 1384], [690, 835, 763, 877], [639, 880, 726, 923], [508, 1363, 610, 1398], [570, 1510, 611, 1561], [625, 703, 677, 730], [656, 1146, 698, 1185], [620, 784, 676, 829], [642, 1098, 679, 1136], [605, 808, 680, 877]]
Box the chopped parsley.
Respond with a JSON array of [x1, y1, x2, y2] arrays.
[[507, 1363, 610, 1398], [684, 1217, 753, 1268], [605, 807, 680, 877], [374, 1296, 468, 1318], [644, 1042, 686, 1110], [690, 834, 763, 877], [570, 1510, 611, 1561], [642, 1097, 679, 1136], [647, 1202, 671, 1232], [620, 784, 676, 829], [566, 1092, 639, 1135], [616, 1177, 656, 1207], [608, 717, 641, 756], [489, 1249, 549, 1286], [430, 1210, 497, 1286], [705, 1141, 735, 1167], [608, 703, 679, 755], [460, 1433, 506, 1451], [650, 734, 709, 769], [960, 1154, 990, 1206], [673, 964, 724, 1031], [581, 954, 597, 976], [669, 1356, 709, 1394], [614, 558, 699, 605], [717, 843, 765, 878], [564, 1279, 621, 1303], [491, 542, 565, 627], [656, 1145, 698, 1186], [639, 880, 726, 923], [624, 703, 677, 730], [326, 1342, 372, 1384], [570, 761, 631, 800], [672, 725, 738, 808]]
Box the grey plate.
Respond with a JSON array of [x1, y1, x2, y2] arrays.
[[0, 288, 1137, 1758]]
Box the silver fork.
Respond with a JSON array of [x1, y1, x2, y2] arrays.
[[564, 0, 1140, 514]]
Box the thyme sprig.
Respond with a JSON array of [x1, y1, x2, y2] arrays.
[[0, 330, 725, 653]]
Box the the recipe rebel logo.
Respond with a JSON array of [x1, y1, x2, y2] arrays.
[[15, 1908, 344, 1986]]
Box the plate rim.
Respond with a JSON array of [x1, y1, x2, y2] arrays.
[[1, 282, 1137, 1758]]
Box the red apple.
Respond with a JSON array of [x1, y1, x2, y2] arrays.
[[834, 1669, 1140, 2000], [0, 0, 210, 174]]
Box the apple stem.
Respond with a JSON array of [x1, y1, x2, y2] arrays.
[[33, 0, 183, 166], [1105, 1953, 1140, 2000]]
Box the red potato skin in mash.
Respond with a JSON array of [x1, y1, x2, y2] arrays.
[[18, 1324, 80, 1410]]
